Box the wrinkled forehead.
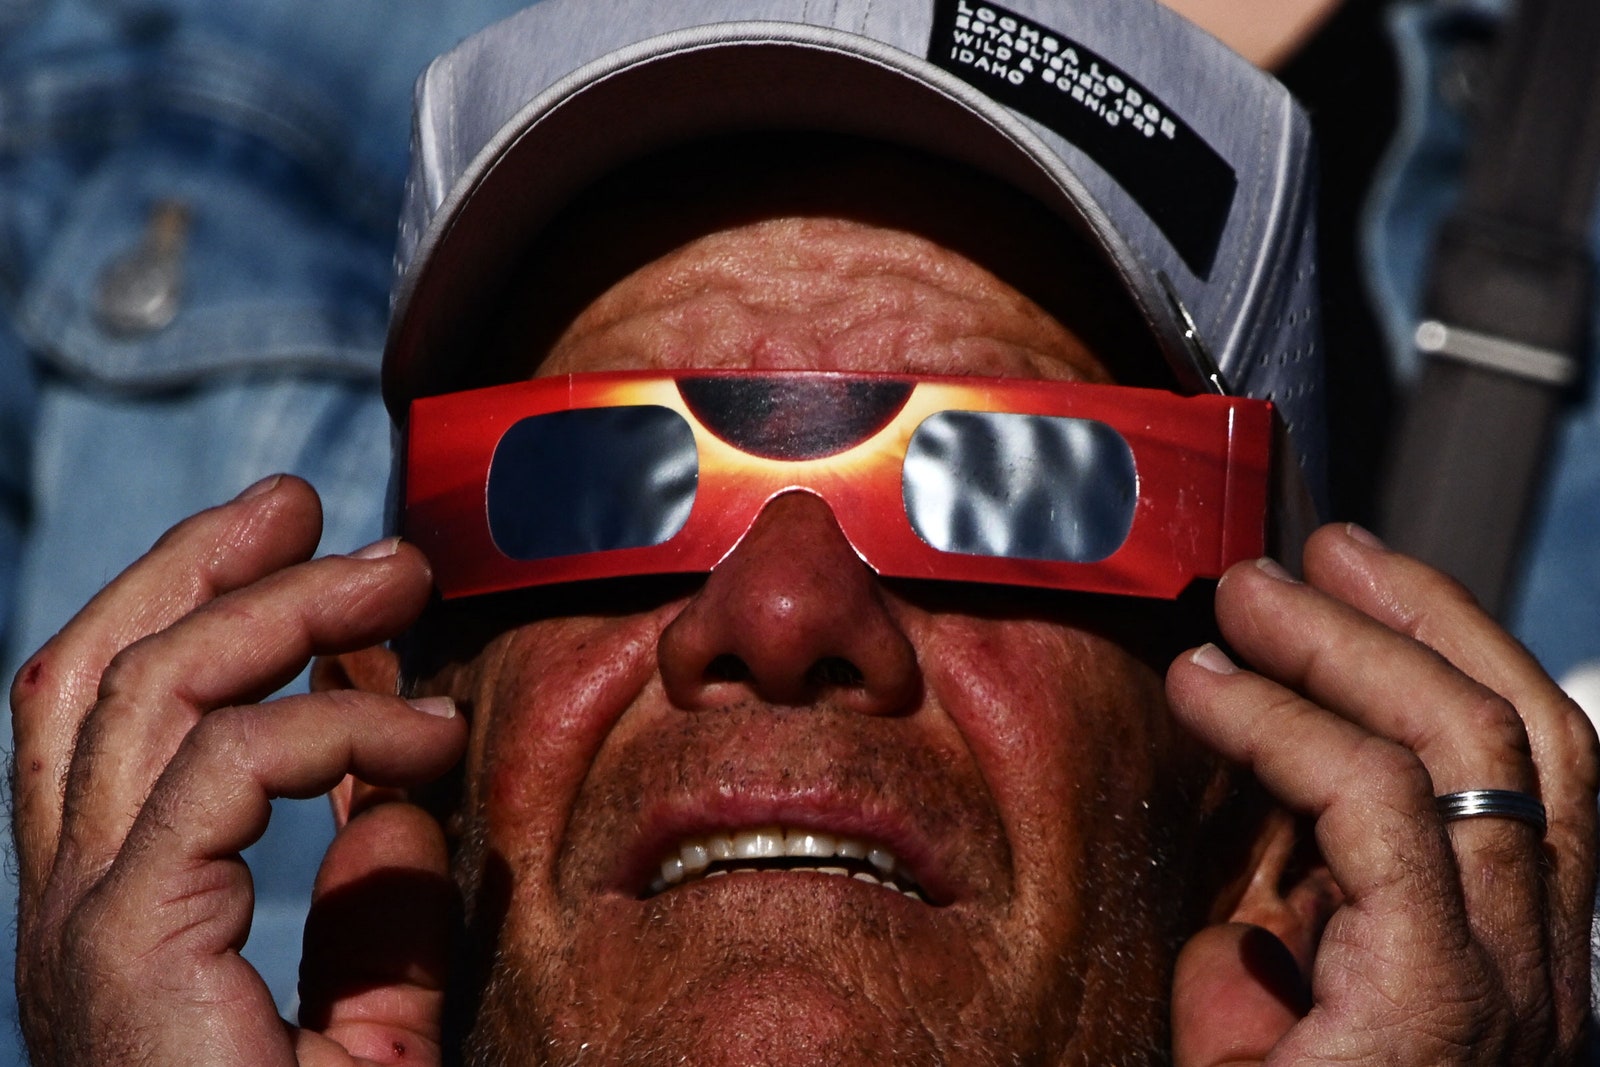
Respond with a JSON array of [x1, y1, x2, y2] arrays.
[[450, 132, 1171, 391]]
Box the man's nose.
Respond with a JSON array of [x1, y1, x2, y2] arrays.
[[657, 491, 919, 713]]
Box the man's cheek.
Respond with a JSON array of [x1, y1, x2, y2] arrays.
[[917, 616, 1111, 803], [473, 616, 665, 858], [916, 615, 1178, 899]]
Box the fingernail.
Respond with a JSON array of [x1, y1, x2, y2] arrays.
[[407, 696, 456, 719], [348, 537, 401, 560], [1190, 643, 1239, 675], [235, 474, 282, 501], [1255, 556, 1299, 583], [1344, 522, 1387, 551]]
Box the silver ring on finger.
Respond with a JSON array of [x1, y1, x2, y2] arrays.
[[1435, 789, 1547, 835]]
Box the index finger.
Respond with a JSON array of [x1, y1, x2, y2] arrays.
[[9, 474, 322, 900]]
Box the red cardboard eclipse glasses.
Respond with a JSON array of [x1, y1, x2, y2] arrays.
[[402, 370, 1273, 601]]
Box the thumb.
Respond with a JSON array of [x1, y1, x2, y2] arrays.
[[298, 800, 459, 1066], [1171, 923, 1310, 1067]]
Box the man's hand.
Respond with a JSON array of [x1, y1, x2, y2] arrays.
[[10, 476, 467, 1066], [1167, 522, 1599, 1065]]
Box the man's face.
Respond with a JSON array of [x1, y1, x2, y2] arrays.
[[416, 215, 1234, 1066]]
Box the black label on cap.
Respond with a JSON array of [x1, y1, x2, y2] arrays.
[[929, 0, 1235, 277]]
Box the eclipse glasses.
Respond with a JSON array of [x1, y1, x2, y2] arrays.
[[403, 370, 1274, 601]]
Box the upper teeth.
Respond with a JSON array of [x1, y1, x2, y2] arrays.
[[649, 825, 924, 901]]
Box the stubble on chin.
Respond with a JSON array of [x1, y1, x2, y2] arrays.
[[445, 799, 1196, 1067]]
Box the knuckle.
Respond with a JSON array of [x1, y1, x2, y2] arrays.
[[183, 705, 256, 768], [37, 894, 137, 1029], [1403, 560, 1483, 623], [95, 639, 166, 704], [1449, 687, 1533, 764], [196, 588, 267, 632], [9, 650, 68, 776], [1552, 693, 1600, 794], [58, 885, 117, 971], [1352, 734, 1433, 802], [1379, 564, 1486, 650], [1418, 562, 1480, 612], [318, 686, 378, 716], [9, 649, 53, 716], [1257, 689, 1310, 730], [147, 500, 241, 564], [77, 690, 146, 748]]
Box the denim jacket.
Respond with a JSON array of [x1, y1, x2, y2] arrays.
[[0, 1, 527, 1057]]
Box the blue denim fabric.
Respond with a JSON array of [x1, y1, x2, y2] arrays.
[[1362, 0, 1600, 690], [0, 1, 528, 1061]]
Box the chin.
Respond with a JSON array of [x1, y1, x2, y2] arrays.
[[463, 976, 980, 1067], [452, 888, 1176, 1067]]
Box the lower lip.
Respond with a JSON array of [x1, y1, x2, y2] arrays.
[[643, 867, 934, 907]]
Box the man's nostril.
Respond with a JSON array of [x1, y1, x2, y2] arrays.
[[808, 657, 865, 689], [705, 654, 752, 683]]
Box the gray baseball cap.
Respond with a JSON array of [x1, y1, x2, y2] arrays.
[[385, 0, 1325, 494]]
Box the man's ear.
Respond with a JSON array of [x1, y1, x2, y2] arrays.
[[312, 647, 406, 830], [1219, 805, 1340, 969], [1170, 806, 1342, 1067]]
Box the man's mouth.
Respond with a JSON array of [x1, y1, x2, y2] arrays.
[[645, 825, 931, 903]]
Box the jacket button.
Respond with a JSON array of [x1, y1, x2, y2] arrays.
[[94, 199, 191, 336]]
